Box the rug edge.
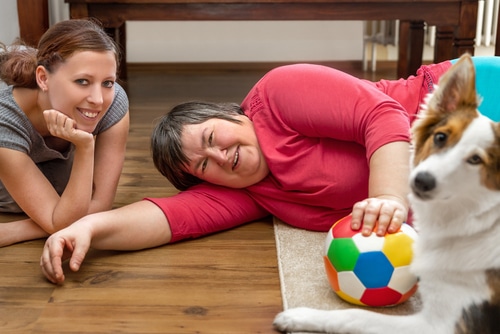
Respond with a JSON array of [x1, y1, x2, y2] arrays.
[[273, 220, 289, 311]]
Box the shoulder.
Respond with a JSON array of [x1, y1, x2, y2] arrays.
[[112, 82, 129, 110], [0, 87, 31, 152], [263, 63, 338, 81], [255, 63, 364, 96]]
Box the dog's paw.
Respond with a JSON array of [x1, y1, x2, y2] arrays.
[[273, 307, 324, 332]]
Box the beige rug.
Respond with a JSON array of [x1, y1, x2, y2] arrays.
[[273, 218, 422, 334]]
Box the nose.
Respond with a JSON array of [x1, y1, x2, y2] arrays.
[[412, 171, 436, 193], [87, 85, 104, 105], [207, 148, 228, 166]]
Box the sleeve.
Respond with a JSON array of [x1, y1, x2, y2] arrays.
[[144, 183, 269, 243], [0, 94, 31, 154], [93, 83, 129, 135], [252, 64, 411, 160]]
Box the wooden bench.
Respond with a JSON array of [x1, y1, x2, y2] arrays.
[[23, 0, 480, 78]]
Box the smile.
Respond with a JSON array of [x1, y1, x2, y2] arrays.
[[79, 109, 100, 119], [232, 148, 239, 169]]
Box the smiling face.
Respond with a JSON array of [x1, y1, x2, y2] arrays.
[[181, 115, 269, 188], [37, 50, 117, 133]]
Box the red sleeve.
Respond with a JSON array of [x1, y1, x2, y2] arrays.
[[144, 183, 269, 243], [244, 64, 411, 160]]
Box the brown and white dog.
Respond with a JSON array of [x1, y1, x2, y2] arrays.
[[273, 54, 500, 334]]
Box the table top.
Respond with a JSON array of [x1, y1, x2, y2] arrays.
[[66, 0, 464, 3]]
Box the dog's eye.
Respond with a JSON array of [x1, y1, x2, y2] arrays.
[[433, 132, 447, 147], [467, 154, 483, 165]]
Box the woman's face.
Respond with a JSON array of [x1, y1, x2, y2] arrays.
[[38, 50, 117, 133], [181, 115, 269, 188]]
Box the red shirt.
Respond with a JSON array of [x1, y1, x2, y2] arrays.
[[147, 62, 452, 242]]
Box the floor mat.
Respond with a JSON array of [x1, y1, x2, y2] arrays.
[[273, 219, 422, 334]]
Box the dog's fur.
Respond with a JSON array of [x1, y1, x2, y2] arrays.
[[273, 54, 500, 334]]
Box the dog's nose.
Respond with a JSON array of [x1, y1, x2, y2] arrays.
[[413, 171, 436, 193]]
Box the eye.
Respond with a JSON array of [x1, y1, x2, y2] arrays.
[[102, 80, 115, 88], [467, 154, 483, 165], [208, 132, 213, 146], [75, 79, 89, 85], [433, 132, 447, 148], [201, 159, 208, 172]]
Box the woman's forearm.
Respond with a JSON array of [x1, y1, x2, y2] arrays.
[[51, 144, 95, 231], [86, 200, 172, 251], [369, 141, 410, 208], [351, 140, 411, 236], [0, 218, 49, 247]]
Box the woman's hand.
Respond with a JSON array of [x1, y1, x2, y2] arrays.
[[40, 222, 91, 284], [43, 109, 94, 147], [350, 196, 408, 236], [39, 201, 173, 284]]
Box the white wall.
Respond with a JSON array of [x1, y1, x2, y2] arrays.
[[4, 0, 364, 62], [0, 0, 20, 45], [126, 21, 363, 62]]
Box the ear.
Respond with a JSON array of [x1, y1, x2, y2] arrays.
[[36, 65, 49, 92], [427, 53, 478, 114]]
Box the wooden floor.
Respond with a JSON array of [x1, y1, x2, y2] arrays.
[[0, 61, 398, 333]]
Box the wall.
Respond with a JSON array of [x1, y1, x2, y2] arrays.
[[4, 0, 364, 62], [0, 0, 19, 45], [126, 21, 363, 63]]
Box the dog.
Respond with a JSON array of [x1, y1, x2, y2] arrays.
[[273, 54, 500, 334]]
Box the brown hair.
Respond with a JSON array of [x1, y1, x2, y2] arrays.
[[0, 19, 120, 88]]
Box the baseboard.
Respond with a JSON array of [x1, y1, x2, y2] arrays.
[[127, 60, 397, 73]]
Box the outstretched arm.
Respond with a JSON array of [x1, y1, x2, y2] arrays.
[[40, 200, 171, 284], [351, 141, 410, 236]]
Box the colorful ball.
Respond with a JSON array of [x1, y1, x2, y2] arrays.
[[324, 215, 418, 307]]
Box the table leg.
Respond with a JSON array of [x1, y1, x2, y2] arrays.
[[104, 23, 127, 81], [397, 20, 424, 78], [17, 0, 49, 47]]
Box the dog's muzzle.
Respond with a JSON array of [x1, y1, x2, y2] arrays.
[[411, 171, 436, 199]]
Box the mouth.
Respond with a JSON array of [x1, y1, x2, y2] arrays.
[[410, 187, 433, 200], [232, 147, 240, 170], [78, 108, 100, 119]]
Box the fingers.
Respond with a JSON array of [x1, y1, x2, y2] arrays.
[[40, 236, 68, 284], [43, 109, 94, 146], [43, 109, 76, 139], [43, 109, 73, 131], [40, 234, 89, 284], [351, 198, 407, 236]]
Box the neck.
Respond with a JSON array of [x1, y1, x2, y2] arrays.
[[13, 87, 50, 136]]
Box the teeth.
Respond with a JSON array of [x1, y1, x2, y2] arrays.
[[233, 151, 239, 168], [82, 111, 99, 118]]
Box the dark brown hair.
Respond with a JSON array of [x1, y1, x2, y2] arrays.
[[0, 19, 120, 88]]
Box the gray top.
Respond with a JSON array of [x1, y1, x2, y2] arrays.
[[0, 83, 129, 212]]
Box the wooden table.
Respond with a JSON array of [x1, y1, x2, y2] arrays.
[[65, 0, 478, 79]]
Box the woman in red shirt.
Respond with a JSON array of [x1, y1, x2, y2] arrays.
[[40, 60, 454, 284]]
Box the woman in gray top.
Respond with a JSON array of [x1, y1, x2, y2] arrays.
[[0, 19, 129, 247]]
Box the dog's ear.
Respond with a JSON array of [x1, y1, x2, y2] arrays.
[[427, 53, 478, 115]]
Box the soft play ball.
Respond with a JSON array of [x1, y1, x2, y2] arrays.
[[324, 215, 418, 307]]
